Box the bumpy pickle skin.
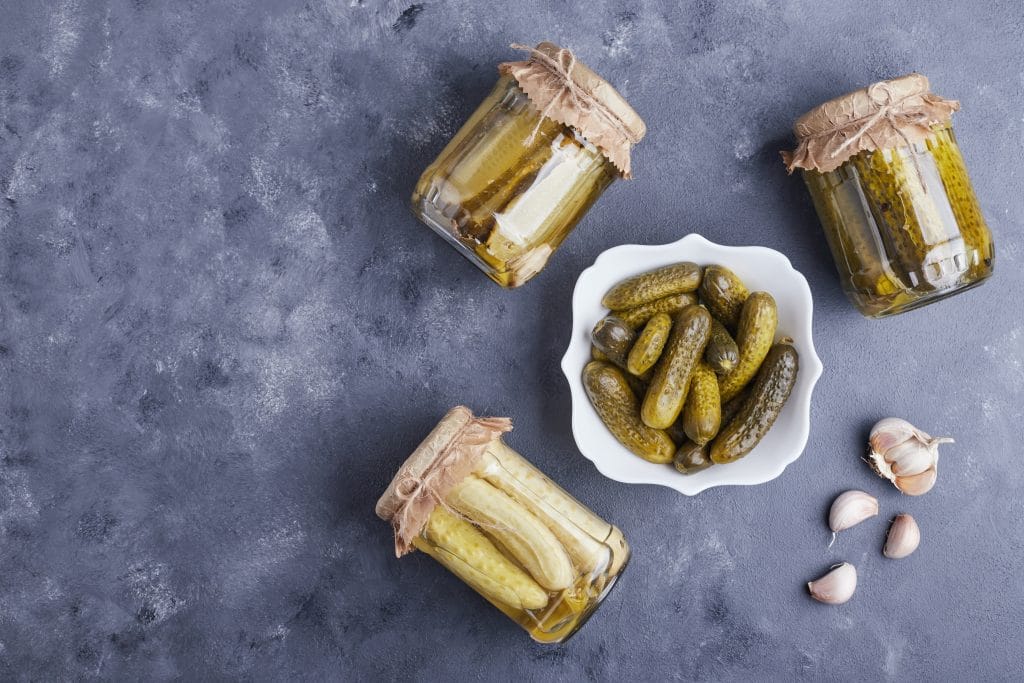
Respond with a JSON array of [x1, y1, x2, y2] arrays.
[[448, 477, 575, 592], [641, 305, 712, 430], [602, 263, 702, 310], [704, 318, 739, 375], [627, 313, 672, 376], [926, 127, 994, 281], [583, 361, 676, 464], [805, 125, 993, 317], [682, 362, 722, 446], [710, 343, 799, 465], [699, 265, 749, 330], [613, 292, 699, 329], [673, 393, 746, 474], [417, 506, 548, 610], [718, 292, 777, 403]]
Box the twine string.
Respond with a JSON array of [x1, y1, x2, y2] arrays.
[[509, 43, 639, 149], [389, 416, 513, 555], [823, 82, 929, 193]]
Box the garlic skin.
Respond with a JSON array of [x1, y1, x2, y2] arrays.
[[868, 418, 953, 496], [828, 490, 879, 544], [884, 514, 921, 559], [808, 563, 857, 605]]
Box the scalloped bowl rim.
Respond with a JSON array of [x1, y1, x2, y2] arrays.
[[560, 234, 823, 495]]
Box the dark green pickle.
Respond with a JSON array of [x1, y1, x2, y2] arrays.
[[710, 344, 799, 465], [804, 125, 994, 318], [591, 316, 636, 369]]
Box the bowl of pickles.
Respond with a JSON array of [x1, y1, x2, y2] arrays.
[[561, 234, 823, 495]]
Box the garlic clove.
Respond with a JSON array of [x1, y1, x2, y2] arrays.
[[887, 440, 935, 477], [828, 490, 879, 534], [884, 514, 921, 559], [869, 417, 921, 455], [895, 467, 937, 496], [807, 562, 857, 605]]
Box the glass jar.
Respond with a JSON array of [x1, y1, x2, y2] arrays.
[[376, 407, 629, 643], [411, 43, 645, 288], [785, 75, 994, 318]]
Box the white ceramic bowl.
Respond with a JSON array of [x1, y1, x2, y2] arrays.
[[561, 234, 823, 495]]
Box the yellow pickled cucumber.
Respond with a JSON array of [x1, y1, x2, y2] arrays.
[[682, 362, 721, 446], [699, 265, 749, 330], [477, 448, 612, 577], [482, 440, 614, 543], [448, 477, 575, 592], [419, 506, 548, 610], [704, 318, 739, 375], [583, 361, 676, 464], [719, 292, 777, 402], [673, 392, 746, 474], [627, 313, 672, 376], [613, 292, 698, 329], [641, 305, 712, 429], [602, 263, 702, 310]]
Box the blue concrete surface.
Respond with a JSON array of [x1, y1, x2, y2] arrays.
[[1, 1, 1022, 679]]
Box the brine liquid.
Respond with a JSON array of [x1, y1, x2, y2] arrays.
[[415, 441, 629, 644], [412, 76, 616, 287], [804, 126, 994, 317]]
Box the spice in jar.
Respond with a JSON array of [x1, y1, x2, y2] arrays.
[[411, 42, 646, 287], [376, 406, 629, 643], [782, 74, 994, 318]]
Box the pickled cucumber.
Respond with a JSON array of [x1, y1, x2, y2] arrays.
[[682, 362, 721, 446], [602, 263, 702, 310], [704, 319, 739, 375], [613, 292, 698, 329], [803, 125, 994, 317], [641, 305, 712, 429], [627, 313, 672, 376], [673, 393, 746, 474], [673, 441, 712, 475], [719, 292, 777, 402], [710, 343, 799, 464], [591, 345, 609, 362], [448, 477, 575, 592], [482, 439, 618, 551], [478, 446, 613, 577], [583, 361, 676, 464], [699, 265, 749, 330], [418, 506, 549, 610], [591, 316, 636, 369]]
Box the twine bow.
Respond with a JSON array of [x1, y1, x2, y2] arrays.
[[508, 43, 641, 150], [388, 415, 512, 556]]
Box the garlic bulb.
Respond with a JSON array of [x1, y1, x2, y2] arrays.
[[828, 490, 878, 546], [868, 418, 953, 496], [807, 563, 857, 605], [884, 514, 920, 559]]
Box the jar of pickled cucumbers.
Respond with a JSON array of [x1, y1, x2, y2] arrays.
[[783, 74, 994, 318], [412, 42, 646, 288], [376, 406, 629, 643]]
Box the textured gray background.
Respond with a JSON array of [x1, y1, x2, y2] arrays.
[[1, 0, 1022, 680]]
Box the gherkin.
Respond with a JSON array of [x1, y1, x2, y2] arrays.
[[803, 125, 994, 317]]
